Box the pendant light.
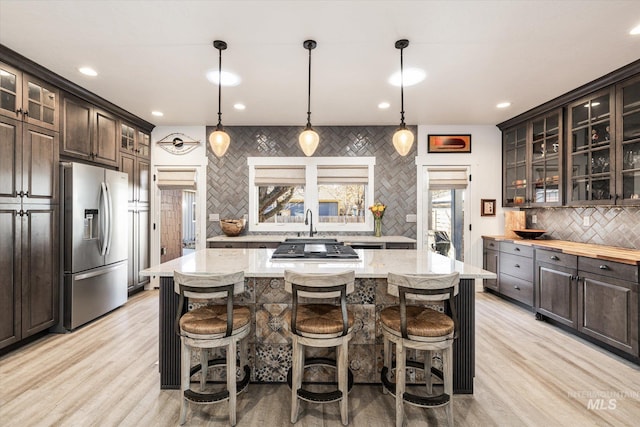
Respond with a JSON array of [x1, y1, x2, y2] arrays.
[[299, 39, 319, 156], [209, 40, 231, 157], [392, 39, 414, 156]]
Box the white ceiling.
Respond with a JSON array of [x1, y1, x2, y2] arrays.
[[1, 0, 639, 128]]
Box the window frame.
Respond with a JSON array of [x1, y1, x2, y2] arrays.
[[248, 157, 376, 233]]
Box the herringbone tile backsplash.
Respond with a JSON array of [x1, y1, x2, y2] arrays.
[[206, 125, 417, 238], [526, 207, 640, 249]]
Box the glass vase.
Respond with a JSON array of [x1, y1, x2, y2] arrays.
[[374, 217, 382, 237]]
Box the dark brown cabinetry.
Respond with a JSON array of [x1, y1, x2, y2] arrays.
[[535, 249, 578, 328], [0, 111, 59, 350], [0, 61, 59, 132], [577, 258, 638, 355], [498, 242, 534, 306], [617, 75, 640, 204], [482, 239, 499, 292], [499, 62, 640, 207], [566, 88, 615, 204], [502, 109, 563, 207], [120, 124, 150, 293], [60, 93, 119, 167]]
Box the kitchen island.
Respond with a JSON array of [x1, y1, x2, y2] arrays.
[[140, 248, 496, 393]]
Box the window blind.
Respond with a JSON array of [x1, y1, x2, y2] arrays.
[[156, 168, 197, 190], [254, 166, 305, 185], [317, 165, 369, 184], [427, 167, 468, 189]]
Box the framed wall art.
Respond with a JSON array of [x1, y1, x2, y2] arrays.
[[481, 199, 496, 216], [427, 134, 472, 153]]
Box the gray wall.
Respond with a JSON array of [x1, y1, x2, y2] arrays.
[[206, 125, 417, 238], [525, 207, 640, 250]]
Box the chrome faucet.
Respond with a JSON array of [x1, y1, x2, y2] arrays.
[[304, 209, 316, 237]]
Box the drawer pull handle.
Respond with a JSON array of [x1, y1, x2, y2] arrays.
[[514, 264, 520, 268], [489, 243, 494, 247], [514, 286, 520, 290], [550, 255, 560, 261], [599, 265, 610, 270], [514, 247, 520, 251]]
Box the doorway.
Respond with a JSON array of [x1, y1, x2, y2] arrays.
[[420, 166, 470, 262]]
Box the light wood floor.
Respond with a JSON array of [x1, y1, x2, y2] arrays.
[[1, 289, 639, 426]]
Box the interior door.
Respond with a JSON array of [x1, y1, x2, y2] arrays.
[[421, 166, 470, 262]]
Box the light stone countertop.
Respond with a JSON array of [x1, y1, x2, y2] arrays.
[[140, 248, 495, 279], [206, 234, 416, 244]]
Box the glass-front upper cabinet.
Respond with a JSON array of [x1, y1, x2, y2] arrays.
[[530, 109, 562, 206], [617, 75, 640, 204], [503, 125, 528, 206], [566, 88, 615, 205], [0, 61, 58, 131]]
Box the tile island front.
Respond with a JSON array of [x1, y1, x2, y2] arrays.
[[141, 248, 496, 393]]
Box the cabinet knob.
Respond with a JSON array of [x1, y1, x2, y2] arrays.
[[599, 265, 610, 271], [515, 264, 520, 268], [514, 285, 521, 290], [550, 255, 560, 261], [23, 110, 29, 117], [514, 247, 520, 252], [16, 108, 22, 117]]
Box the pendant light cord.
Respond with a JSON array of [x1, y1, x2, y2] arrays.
[[306, 45, 312, 127], [399, 45, 405, 127], [217, 45, 223, 128]]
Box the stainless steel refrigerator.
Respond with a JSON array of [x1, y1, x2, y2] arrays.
[[57, 162, 128, 330]]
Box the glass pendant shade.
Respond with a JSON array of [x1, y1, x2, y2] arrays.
[[299, 127, 319, 156], [209, 129, 231, 157], [392, 127, 414, 156]]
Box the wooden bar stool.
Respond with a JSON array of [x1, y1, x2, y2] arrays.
[[380, 272, 460, 427], [174, 271, 251, 426], [284, 270, 356, 425]]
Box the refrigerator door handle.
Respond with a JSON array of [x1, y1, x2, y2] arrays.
[[105, 181, 113, 255], [100, 182, 110, 256]]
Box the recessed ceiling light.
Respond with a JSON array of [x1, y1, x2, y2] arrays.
[[78, 67, 98, 77], [497, 102, 511, 109], [234, 103, 246, 110], [151, 111, 164, 117], [378, 102, 390, 109], [630, 24, 640, 35], [206, 70, 241, 86], [388, 68, 426, 87]]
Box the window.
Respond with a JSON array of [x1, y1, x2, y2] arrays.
[[248, 157, 375, 232]]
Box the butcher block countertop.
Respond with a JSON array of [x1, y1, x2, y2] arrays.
[[483, 236, 640, 265]]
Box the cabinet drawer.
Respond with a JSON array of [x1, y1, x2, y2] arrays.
[[246, 242, 279, 249], [535, 249, 577, 269], [500, 242, 534, 258], [208, 242, 248, 249], [499, 273, 533, 306], [578, 257, 638, 283], [500, 253, 533, 282], [385, 242, 416, 249], [483, 239, 499, 250]]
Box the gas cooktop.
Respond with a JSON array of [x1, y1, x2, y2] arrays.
[[270, 238, 359, 260]]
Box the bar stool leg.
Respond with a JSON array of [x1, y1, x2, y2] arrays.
[[424, 350, 432, 394], [443, 346, 453, 427], [395, 341, 405, 427], [227, 340, 238, 426], [382, 337, 391, 394], [290, 337, 303, 423], [337, 340, 349, 425], [200, 349, 208, 390], [179, 338, 191, 425]]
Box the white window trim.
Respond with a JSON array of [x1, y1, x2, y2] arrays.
[[248, 157, 376, 233]]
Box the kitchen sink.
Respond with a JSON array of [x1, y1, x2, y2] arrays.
[[271, 238, 359, 259]]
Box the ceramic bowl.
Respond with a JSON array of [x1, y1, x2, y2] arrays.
[[220, 219, 246, 237], [513, 229, 546, 239]]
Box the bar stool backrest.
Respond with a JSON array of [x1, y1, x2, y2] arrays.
[[283, 270, 356, 299], [173, 271, 245, 299], [387, 272, 459, 302]]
